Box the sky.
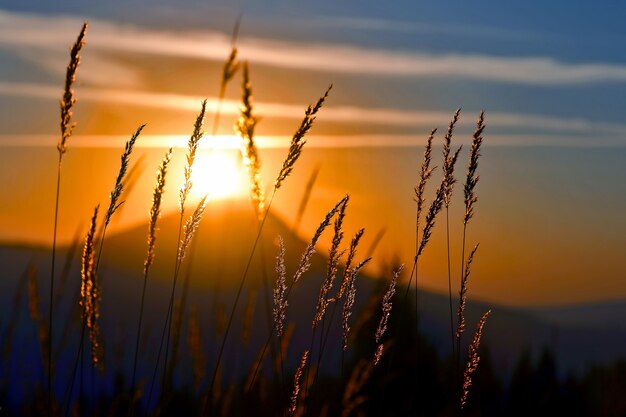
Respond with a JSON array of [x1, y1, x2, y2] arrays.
[[0, 1, 624, 307]]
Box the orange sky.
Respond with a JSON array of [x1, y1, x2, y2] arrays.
[[0, 139, 624, 308], [0, 10, 625, 308]]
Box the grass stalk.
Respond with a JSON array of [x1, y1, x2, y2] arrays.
[[63, 205, 97, 417], [315, 255, 370, 387], [209, 86, 331, 396], [65, 124, 142, 414], [129, 149, 172, 416], [211, 15, 241, 137], [158, 210, 184, 394], [235, 62, 279, 378], [403, 128, 436, 299], [49, 153, 62, 410], [156, 101, 206, 396], [170, 29, 240, 398], [292, 165, 320, 236], [442, 109, 462, 360], [457, 111, 485, 379], [245, 195, 347, 393], [460, 310, 491, 411], [209, 188, 276, 394], [446, 210, 455, 356], [49, 23, 87, 416], [169, 26, 240, 397], [163, 197, 208, 392], [289, 350, 309, 417]]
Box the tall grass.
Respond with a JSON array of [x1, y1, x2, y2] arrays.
[[130, 148, 172, 412], [147, 101, 206, 404], [458, 111, 486, 373], [49, 22, 87, 417], [237, 61, 265, 219], [61, 124, 143, 416], [303, 196, 349, 401], [212, 16, 241, 137], [234, 62, 281, 377], [289, 349, 309, 416], [273, 236, 288, 382], [404, 128, 436, 297], [246, 194, 349, 393], [7, 19, 502, 417], [460, 309, 491, 409], [210, 84, 332, 394], [63, 205, 97, 417], [340, 233, 367, 348], [373, 265, 402, 366], [441, 109, 462, 358], [174, 21, 242, 396]]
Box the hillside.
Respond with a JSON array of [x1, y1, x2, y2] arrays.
[[1, 198, 625, 382]]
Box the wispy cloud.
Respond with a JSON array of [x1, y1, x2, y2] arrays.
[[298, 16, 540, 42], [1, 133, 623, 149], [0, 11, 142, 88], [3, 10, 626, 85], [2, 81, 626, 144]]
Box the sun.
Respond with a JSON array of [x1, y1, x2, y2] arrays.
[[190, 149, 247, 200]]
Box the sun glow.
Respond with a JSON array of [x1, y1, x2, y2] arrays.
[[190, 149, 247, 200]]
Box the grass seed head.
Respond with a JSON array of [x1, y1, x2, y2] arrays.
[[237, 62, 265, 218], [275, 85, 332, 189], [464, 111, 486, 225], [145, 148, 172, 276], [461, 309, 492, 409], [374, 265, 403, 350], [273, 236, 288, 337], [289, 350, 309, 417], [457, 244, 480, 339], [293, 194, 348, 284], [105, 124, 144, 227], [414, 128, 437, 229], [442, 109, 463, 208], [342, 257, 371, 351], [179, 101, 208, 212], [58, 22, 87, 156]]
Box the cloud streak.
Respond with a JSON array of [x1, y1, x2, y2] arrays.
[[3, 10, 626, 85], [298, 16, 541, 42], [1, 133, 623, 149], [1, 81, 626, 144]]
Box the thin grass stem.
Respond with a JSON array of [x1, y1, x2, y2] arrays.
[[209, 188, 276, 394]]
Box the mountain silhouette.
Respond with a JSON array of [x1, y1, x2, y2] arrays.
[[1, 197, 626, 382]]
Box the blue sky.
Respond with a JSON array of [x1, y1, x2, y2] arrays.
[[1, 1, 626, 143]]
